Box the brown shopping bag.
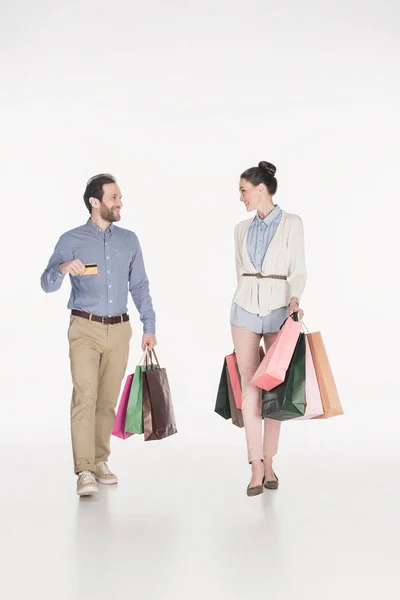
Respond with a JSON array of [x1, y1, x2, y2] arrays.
[[142, 350, 178, 441], [306, 331, 343, 419]]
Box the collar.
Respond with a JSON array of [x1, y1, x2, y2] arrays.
[[253, 204, 281, 227], [86, 218, 115, 237]]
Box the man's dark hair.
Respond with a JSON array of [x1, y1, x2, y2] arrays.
[[83, 173, 116, 214]]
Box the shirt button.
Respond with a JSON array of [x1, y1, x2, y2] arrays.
[[108, 270, 110, 274], [109, 300, 112, 303], [109, 285, 111, 288]]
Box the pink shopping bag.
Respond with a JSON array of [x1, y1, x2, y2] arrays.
[[226, 347, 265, 409], [112, 374, 134, 439], [225, 353, 242, 409], [251, 316, 302, 391], [295, 336, 324, 420]]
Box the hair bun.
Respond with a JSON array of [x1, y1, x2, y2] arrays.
[[258, 161, 277, 177]]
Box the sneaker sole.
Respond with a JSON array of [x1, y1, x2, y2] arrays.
[[77, 485, 98, 496], [94, 476, 118, 485]]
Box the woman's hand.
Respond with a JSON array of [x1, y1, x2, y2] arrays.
[[289, 298, 304, 320]]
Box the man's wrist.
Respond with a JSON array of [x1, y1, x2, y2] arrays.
[[289, 297, 299, 306], [56, 264, 65, 277], [143, 323, 156, 335]]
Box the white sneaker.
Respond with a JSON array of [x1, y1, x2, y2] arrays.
[[94, 462, 118, 485], [77, 471, 98, 496]]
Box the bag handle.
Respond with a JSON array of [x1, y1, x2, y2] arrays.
[[138, 349, 149, 366], [151, 348, 161, 368], [280, 311, 300, 329], [143, 348, 161, 368], [289, 310, 311, 333], [145, 350, 152, 367]]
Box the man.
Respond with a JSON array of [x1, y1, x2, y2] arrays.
[[41, 174, 156, 497]]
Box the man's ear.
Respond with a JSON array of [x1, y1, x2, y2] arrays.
[[89, 196, 100, 209]]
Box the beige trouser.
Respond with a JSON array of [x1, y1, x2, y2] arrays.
[[231, 326, 281, 463], [68, 316, 132, 474]]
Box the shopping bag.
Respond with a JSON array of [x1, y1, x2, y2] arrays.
[[226, 347, 265, 409], [112, 374, 134, 439], [251, 314, 303, 391], [227, 369, 244, 428], [214, 359, 231, 420], [295, 336, 324, 420], [142, 349, 177, 441], [125, 365, 145, 434], [261, 333, 306, 421], [307, 331, 343, 419], [125, 351, 159, 434]]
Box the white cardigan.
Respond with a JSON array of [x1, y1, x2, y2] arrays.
[[233, 211, 307, 316]]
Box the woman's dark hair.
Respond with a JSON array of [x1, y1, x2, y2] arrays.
[[240, 161, 278, 195], [83, 173, 116, 213]]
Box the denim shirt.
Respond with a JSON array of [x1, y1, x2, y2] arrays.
[[41, 219, 156, 334], [231, 205, 288, 334]]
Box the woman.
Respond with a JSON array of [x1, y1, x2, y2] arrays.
[[231, 161, 306, 496]]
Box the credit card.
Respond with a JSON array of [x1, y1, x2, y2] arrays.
[[83, 264, 98, 275]]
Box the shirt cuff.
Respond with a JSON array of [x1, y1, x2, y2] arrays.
[[143, 321, 156, 335], [52, 266, 65, 283]]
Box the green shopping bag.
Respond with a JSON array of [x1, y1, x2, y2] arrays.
[[261, 333, 306, 421], [125, 359, 159, 434], [214, 359, 231, 420]]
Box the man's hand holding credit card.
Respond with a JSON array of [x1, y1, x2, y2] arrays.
[[58, 260, 98, 276]]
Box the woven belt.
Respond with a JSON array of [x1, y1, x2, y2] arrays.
[[71, 309, 129, 325], [242, 273, 287, 280]]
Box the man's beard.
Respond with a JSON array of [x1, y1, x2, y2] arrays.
[[100, 204, 121, 223]]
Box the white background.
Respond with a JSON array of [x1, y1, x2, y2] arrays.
[[1, 1, 399, 599]]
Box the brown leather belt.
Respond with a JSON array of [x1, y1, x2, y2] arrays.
[[71, 309, 129, 325], [242, 273, 287, 280]]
